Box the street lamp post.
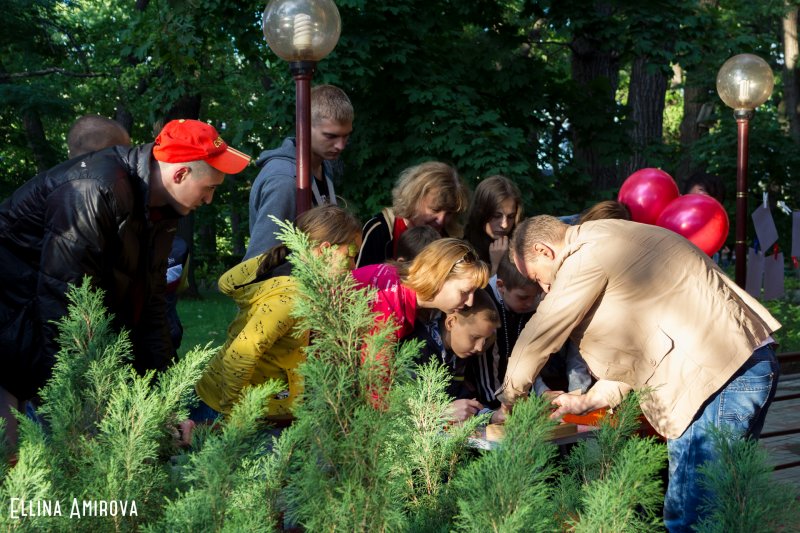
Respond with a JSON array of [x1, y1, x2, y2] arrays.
[[716, 54, 774, 288], [262, 0, 341, 215]]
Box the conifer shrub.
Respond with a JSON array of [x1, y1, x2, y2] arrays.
[[694, 429, 800, 533], [554, 391, 667, 532], [0, 278, 281, 532], [450, 395, 560, 532], [145, 382, 286, 533], [273, 219, 485, 531], [4, 225, 794, 532]]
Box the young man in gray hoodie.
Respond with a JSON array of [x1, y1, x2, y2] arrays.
[[245, 85, 353, 259]]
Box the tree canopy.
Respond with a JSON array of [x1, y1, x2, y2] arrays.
[[2, 0, 799, 277]]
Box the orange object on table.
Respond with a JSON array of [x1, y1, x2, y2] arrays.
[[562, 408, 607, 426]]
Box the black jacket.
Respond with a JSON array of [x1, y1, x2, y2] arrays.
[[356, 207, 395, 268], [0, 144, 180, 399]]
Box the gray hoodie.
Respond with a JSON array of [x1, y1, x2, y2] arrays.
[[245, 137, 342, 259]]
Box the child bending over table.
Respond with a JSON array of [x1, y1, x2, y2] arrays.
[[409, 288, 502, 423]]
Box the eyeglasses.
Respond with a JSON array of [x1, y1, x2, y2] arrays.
[[452, 247, 478, 268]]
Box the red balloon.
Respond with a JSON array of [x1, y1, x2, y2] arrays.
[[656, 194, 730, 256], [617, 168, 679, 225]]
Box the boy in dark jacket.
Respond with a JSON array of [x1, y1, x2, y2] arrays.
[[410, 288, 502, 422], [469, 256, 541, 409]]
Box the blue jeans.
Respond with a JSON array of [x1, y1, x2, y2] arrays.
[[189, 397, 222, 424], [663, 344, 779, 532]]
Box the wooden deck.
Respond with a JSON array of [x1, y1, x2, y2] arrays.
[[762, 372, 800, 487]]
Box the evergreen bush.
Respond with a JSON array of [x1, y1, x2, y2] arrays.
[[274, 218, 484, 531], [3, 227, 794, 532], [0, 278, 280, 532], [694, 429, 800, 533]]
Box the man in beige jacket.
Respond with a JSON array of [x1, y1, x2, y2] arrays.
[[497, 215, 780, 532]]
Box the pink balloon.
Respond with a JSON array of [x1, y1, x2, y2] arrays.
[[656, 194, 730, 256], [617, 168, 680, 225]]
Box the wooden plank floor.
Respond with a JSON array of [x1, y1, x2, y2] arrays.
[[761, 373, 800, 487]]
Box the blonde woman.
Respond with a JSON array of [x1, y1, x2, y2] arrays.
[[353, 238, 489, 405], [353, 238, 489, 343], [356, 161, 470, 267]]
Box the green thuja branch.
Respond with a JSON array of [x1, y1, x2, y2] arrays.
[[557, 391, 667, 532], [1, 278, 221, 532], [274, 218, 481, 531], [451, 395, 560, 533], [273, 218, 414, 531], [392, 360, 484, 532], [0, 417, 55, 531], [570, 437, 666, 532], [694, 428, 800, 533], [145, 381, 284, 533]]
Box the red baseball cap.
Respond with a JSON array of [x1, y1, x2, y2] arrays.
[[153, 119, 251, 174]]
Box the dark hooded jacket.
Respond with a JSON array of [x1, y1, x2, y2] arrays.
[[0, 143, 180, 399]]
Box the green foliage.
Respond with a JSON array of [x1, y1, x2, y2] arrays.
[[554, 392, 667, 532], [146, 382, 285, 533], [0, 278, 279, 532], [694, 428, 800, 533], [761, 272, 800, 351], [570, 437, 666, 533], [451, 396, 559, 533], [5, 0, 800, 279]]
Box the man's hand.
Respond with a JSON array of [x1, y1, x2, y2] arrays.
[[492, 402, 513, 425], [549, 392, 606, 420], [448, 398, 484, 422], [542, 389, 564, 401]]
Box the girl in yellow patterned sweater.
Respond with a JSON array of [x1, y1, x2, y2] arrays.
[[195, 205, 361, 423]]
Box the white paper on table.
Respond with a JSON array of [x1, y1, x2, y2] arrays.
[[751, 204, 779, 250], [792, 211, 800, 258], [763, 252, 785, 300], [746, 248, 765, 299]]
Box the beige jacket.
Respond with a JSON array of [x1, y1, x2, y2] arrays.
[[497, 219, 780, 439]]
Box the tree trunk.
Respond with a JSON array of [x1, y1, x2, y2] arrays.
[[0, 59, 57, 173], [230, 204, 246, 259], [23, 110, 57, 172], [621, 55, 668, 178], [783, 2, 800, 143], [115, 106, 133, 135], [676, 0, 718, 185], [676, 72, 709, 185], [163, 94, 202, 124], [569, 3, 622, 191]]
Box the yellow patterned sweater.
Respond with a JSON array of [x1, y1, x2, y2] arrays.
[[195, 256, 308, 419]]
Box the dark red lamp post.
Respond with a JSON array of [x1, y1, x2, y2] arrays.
[[262, 0, 341, 215], [716, 54, 774, 288]]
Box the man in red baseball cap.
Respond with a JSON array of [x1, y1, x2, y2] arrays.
[[149, 119, 251, 215], [0, 118, 250, 447]]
